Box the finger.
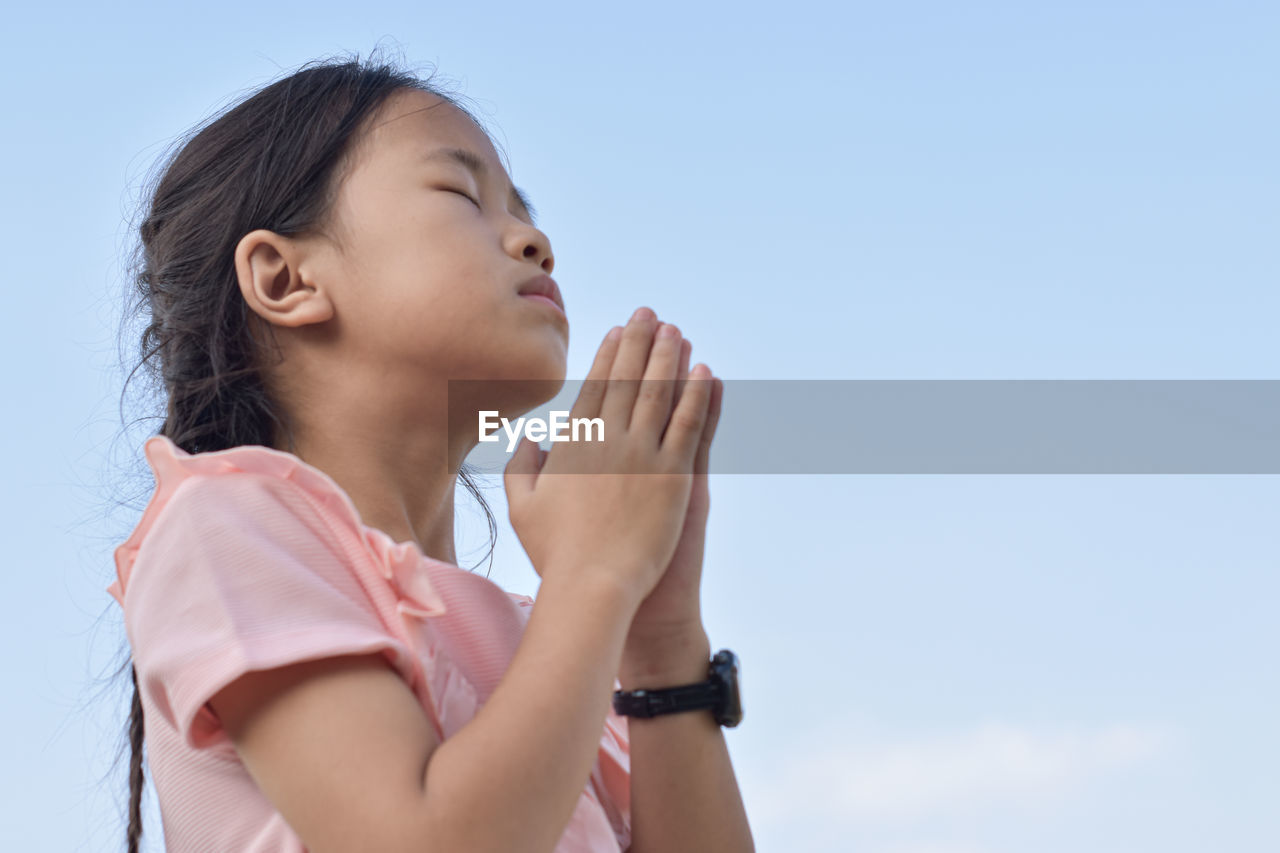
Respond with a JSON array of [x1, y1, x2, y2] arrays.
[[629, 323, 684, 438], [669, 337, 691, 427], [569, 325, 623, 423], [692, 375, 723, 476], [601, 307, 659, 427], [660, 363, 713, 467]]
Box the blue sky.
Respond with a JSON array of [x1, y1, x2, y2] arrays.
[[3, 2, 1277, 850]]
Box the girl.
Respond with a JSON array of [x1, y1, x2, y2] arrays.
[[106, 54, 753, 852]]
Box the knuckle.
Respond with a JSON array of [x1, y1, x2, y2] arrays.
[[637, 383, 667, 405], [659, 458, 686, 477], [673, 410, 705, 433]]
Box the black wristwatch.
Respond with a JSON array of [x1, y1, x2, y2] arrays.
[[612, 649, 743, 727]]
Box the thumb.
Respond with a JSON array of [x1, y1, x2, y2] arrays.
[[503, 436, 543, 505]]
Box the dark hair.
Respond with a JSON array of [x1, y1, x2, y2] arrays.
[[106, 50, 501, 852]]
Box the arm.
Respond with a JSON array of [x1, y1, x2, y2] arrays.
[[421, 569, 642, 853], [211, 566, 643, 853], [619, 626, 755, 853]]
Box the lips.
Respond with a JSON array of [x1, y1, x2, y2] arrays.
[[517, 273, 565, 314]]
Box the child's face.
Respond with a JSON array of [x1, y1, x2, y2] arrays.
[[315, 87, 566, 388]]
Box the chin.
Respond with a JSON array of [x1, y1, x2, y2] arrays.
[[514, 333, 568, 382], [454, 345, 565, 418]]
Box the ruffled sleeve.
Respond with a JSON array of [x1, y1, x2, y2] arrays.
[[109, 435, 445, 750]]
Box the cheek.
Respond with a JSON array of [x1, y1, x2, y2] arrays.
[[439, 302, 569, 381], [369, 284, 505, 369]]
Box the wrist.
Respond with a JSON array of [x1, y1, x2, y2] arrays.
[[537, 563, 644, 618], [618, 627, 711, 690]]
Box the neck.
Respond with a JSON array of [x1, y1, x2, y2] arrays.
[[272, 383, 480, 567]]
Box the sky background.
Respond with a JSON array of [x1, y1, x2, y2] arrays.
[[3, 2, 1278, 851]]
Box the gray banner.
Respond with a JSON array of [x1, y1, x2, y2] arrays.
[[449, 380, 1280, 474]]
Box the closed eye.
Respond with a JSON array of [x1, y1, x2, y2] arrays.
[[443, 187, 481, 209]]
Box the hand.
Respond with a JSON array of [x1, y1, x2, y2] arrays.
[[504, 308, 716, 608], [622, 329, 724, 673]]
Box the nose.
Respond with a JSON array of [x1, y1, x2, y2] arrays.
[[523, 242, 553, 275]]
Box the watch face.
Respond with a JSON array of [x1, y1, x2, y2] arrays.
[[712, 649, 743, 727]]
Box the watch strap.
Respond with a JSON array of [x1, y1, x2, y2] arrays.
[[611, 679, 723, 719], [612, 649, 742, 727]]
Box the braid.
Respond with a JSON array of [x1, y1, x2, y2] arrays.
[[127, 666, 145, 853]]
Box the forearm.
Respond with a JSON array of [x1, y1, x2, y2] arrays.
[[619, 629, 755, 853], [422, 570, 639, 853]]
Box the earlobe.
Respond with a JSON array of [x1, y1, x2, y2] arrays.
[[234, 228, 335, 328]]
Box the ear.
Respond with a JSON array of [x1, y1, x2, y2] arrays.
[[234, 229, 335, 328]]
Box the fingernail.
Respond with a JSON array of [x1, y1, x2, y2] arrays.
[[658, 323, 679, 339], [606, 326, 622, 341], [631, 306, 654, 322]]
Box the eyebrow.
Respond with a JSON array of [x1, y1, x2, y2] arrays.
[[422, 146, 538, 225]]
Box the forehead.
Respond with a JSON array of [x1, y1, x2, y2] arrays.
[[364, 88, 502, 171]]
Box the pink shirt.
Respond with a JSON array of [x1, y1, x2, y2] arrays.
[[107, 435, 632, 852]]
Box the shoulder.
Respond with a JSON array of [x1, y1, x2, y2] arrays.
[[109, 435, 370, 605]]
